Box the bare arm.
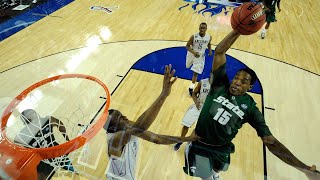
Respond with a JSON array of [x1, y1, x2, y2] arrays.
[[108, 65, 177, 157], [128, 128, 201, 144], [192, 82, 201, 110], [212, 31, 241, 71], [108, 131, 131, 157], [186, 35, 199, 57], [132, 64, 177, 130], [208, 36, 213, 56], [262, 135, 320, 179], [50, 116, 70, 141]]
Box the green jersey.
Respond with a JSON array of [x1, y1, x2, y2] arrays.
[[195, 64, 272, 146]]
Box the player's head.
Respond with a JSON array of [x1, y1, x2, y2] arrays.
[[229, 67, 257, 96], [20, 109, 39, 124], [104, 109, 129, 133], [199, 22, 207, 35]]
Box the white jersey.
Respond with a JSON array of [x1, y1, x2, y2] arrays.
[[106, 133, 139, 180], [192, 32, 211, 55], [181, 78, 211, 128], [197, 78, 210, 105]]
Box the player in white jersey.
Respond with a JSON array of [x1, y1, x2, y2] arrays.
[[104, 65, 201, 180], [186, 22, 212, 96], [174, 78, 211, 151], [106, 130, 139, 180], [15, 109, 74, 180]]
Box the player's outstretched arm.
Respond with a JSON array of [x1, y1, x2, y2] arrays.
[[212, 30, 241, 72], [108, 65, 177, 157], [131, 64, 177, 131], [262, 135, 320, 180], [127, 128, 201, 145]]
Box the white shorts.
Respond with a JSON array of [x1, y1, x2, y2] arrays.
[[186, 51, 205, 74], [182, 104, 202, 128]]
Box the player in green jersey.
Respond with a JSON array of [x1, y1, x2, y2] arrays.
[[183, 30, 320, 180], [261, 0, 281, 39]]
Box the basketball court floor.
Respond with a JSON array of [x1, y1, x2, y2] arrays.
[[0, 0, 319, 179]]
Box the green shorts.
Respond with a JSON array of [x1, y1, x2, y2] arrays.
[[266, 9, 277, 23], [183, 141, 234, 178]]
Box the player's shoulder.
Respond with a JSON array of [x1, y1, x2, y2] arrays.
[[243, 93, 256, 102], [242, 93, 257, 108]]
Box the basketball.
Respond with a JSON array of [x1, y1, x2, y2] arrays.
[[231, 2, 266, 35]]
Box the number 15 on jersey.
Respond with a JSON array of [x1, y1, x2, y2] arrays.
[[213, 108, 232, 125]]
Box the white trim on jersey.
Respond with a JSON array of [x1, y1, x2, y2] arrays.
[[192, 32, 210, 55]]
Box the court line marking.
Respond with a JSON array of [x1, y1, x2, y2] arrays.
[[0, 40, 319, 77]]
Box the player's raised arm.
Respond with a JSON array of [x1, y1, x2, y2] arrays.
[[212, 30, 241, 72], [186, 35, 199, 58], [132, 64, 177, 130]]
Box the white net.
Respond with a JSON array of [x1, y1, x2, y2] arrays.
[[4, 76, 109, 179]]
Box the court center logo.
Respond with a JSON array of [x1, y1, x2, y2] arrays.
[[179, 0, 245, 17]]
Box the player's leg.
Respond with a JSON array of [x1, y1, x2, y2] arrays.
[[201, 168, 221, 180], [201, 173, 220, 180], [261, 22, 270, 39], [174, 126, 189, 151], [174, 104, 200, 151], [190, 57, 205, 96], [186, 52, 196, 95], [37, 161, 55, 180], [186, 51, 194, 69], [261, 10, 276, 39], [183, 142, 231, 179], [189, 72, 198, 96]]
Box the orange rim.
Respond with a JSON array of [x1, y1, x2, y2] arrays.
[[1, 74, 110, 159]]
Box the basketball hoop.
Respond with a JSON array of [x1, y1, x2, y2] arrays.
[[0, 74, 110, 179]]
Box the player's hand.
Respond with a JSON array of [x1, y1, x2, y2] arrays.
[[186, 130, 201, 141], [263, 7, 270, 12], [278, 8, 281, 12], [194, 52, 200, 58], [195, 101, 201, 110], [162, 64, 177, 97], [302, 165, 320, 180]]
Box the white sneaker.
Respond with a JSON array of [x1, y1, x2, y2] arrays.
[[213, 175, 221, 180], [261, 32, 266, 39]]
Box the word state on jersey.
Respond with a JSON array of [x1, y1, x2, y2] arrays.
[[186, 33, 211, 74], [212, 96, 245, 125]]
